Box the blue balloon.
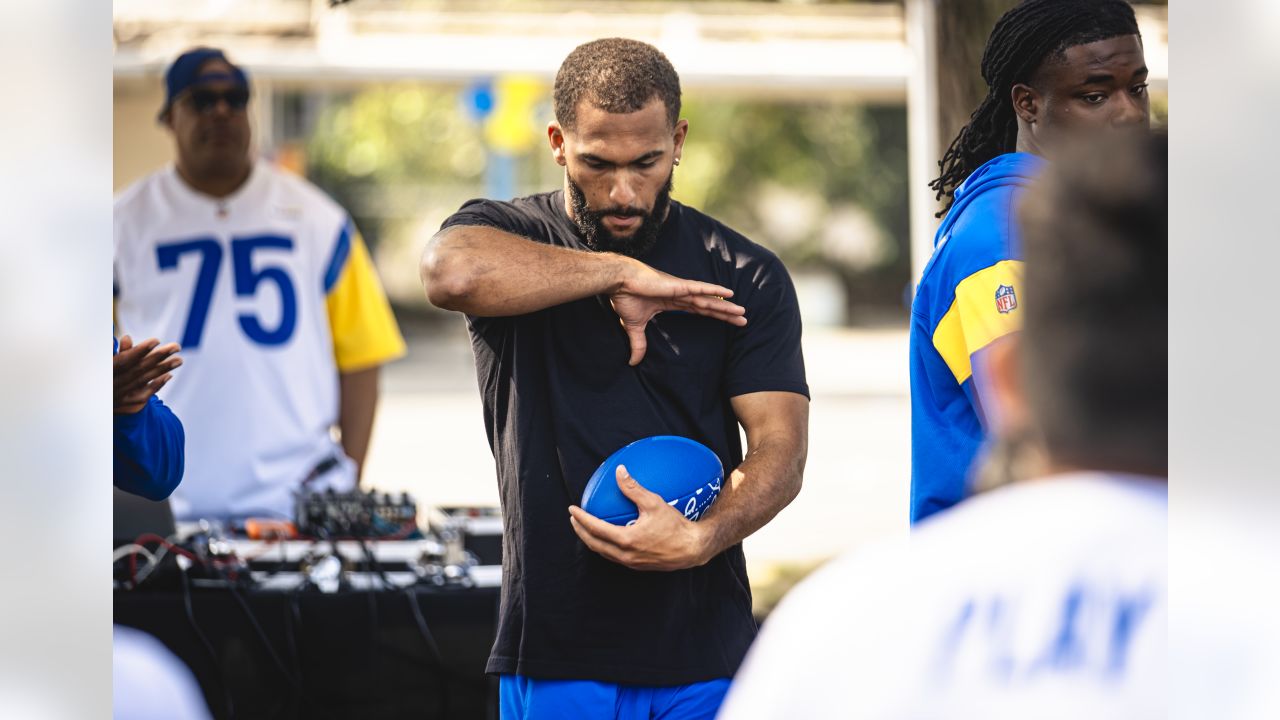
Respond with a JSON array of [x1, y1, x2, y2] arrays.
[[463, 80, 495, 122], [581, 436, 724, 526]]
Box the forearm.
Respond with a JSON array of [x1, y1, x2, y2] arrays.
[[421, 224, 633, 316], [339, 366, 380, 482], [697, 430, 807, 561], [113, 396, 185, 501]]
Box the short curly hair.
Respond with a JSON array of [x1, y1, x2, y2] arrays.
[[553, 38, 682, 131]]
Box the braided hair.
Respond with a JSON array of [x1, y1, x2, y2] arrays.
[[930, 0, 1141, 216]]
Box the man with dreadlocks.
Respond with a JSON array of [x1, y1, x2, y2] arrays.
[[422, 38, 809, 719], [909, 0, 1149, 524]]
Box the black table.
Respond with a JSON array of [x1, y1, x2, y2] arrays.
[[115, 583, 500, 719]]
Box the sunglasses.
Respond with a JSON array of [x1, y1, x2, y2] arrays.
[[185, 87, 250, 113]]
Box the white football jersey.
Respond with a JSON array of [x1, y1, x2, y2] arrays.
[[114, 162, 403, 521], [719, 473, 1167, 720]]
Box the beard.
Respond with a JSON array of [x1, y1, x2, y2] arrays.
[[566, 170, 673, 258]]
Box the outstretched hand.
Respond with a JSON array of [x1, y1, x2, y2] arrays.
[[610, 261, 747, 365], [568, 465, 712, 572], [114, 335, 182, 415]]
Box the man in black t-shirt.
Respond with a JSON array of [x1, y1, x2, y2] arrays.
[[422, 38, 810, 720]]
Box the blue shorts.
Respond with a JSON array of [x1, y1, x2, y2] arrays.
[[499, 674, 732, 720]]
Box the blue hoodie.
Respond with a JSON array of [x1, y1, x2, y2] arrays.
[[909, 152, 1045, 524]]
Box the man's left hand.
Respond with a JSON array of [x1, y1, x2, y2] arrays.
[[569, 465, 713, 572]]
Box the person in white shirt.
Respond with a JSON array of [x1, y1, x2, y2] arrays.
[[113, 625, 211, 720], [114, 48, 405, 522], [719, 133, 1167, 720]]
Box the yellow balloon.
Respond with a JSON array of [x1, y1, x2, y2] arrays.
[[484, 75, 546, 154]]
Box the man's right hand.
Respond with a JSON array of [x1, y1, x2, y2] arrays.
[[423, 225, 746, 352], [114, 335, 183, 415], [610, 259, 747, 366]]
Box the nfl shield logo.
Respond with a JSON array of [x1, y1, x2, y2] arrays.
[[995, 285, 1017, 314]]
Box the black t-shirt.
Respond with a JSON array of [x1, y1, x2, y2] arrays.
[[440, 190, 808, 685]]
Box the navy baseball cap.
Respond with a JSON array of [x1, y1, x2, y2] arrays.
[[158, 47, 251, 119]]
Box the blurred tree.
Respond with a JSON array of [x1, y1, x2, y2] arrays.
[[307, 85, 491, 249], [934, 0, 1016, 156], [307, 85, 910, 322], [679, 99, 909, 321]]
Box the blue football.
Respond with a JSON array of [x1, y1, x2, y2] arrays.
[[582, 435, 724, 526]]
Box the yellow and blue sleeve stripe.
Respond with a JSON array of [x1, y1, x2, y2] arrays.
[[323, 221, 407, 372], [930, 259, 1023, 385], [909, 154, 1041, 524]]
